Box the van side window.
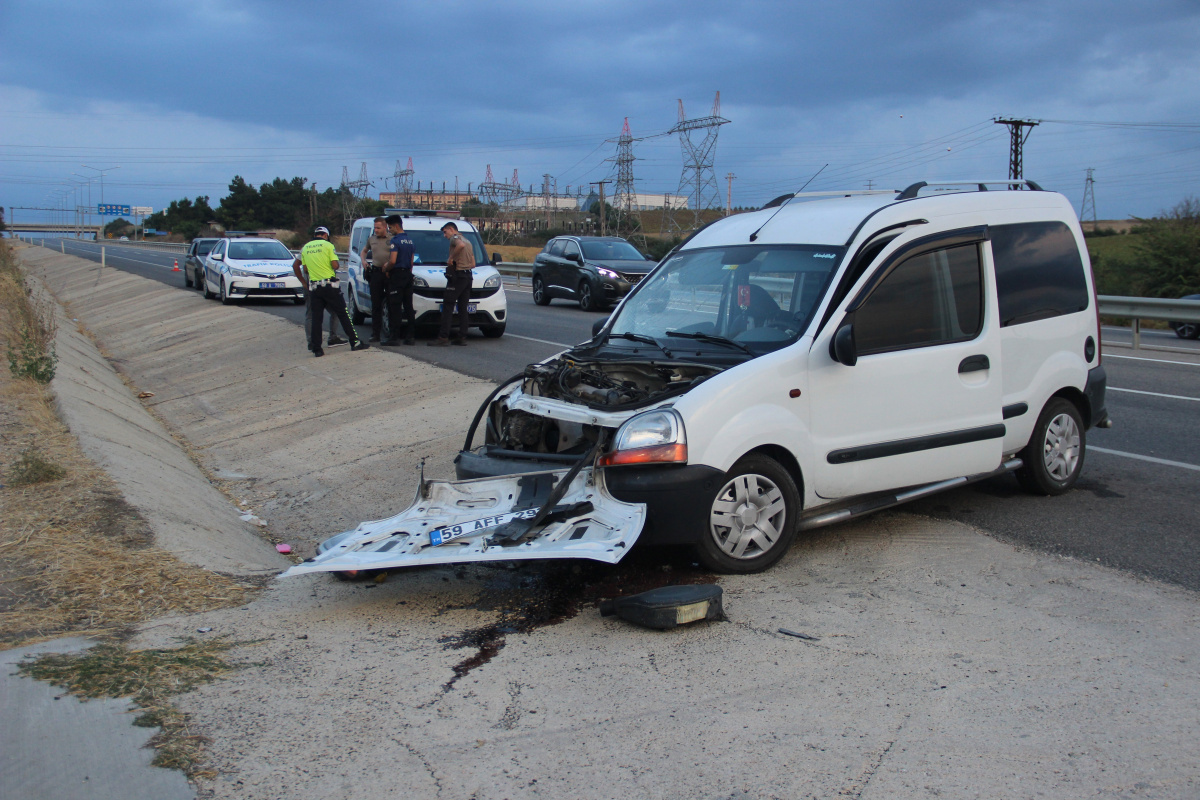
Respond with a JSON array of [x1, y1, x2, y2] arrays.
[[991, 221, 1089, 326], [855, 243, 983, 355]]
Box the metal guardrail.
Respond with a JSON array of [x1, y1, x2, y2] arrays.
[[1098, 295, 1200, 349], [495, 262, 533, 286]]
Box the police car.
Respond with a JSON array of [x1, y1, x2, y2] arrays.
[[346, 212, 507, 338], [201, 237, 305, 305]]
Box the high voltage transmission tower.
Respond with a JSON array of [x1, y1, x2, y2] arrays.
[[1080, 168, 1097, 226], [993, 118, 1040, 184], [611, 117, 644, 244], [339, 162, 371, 233], [668, 92, 729, 230], [478, 165, 525, 245], [392, 158, 414, 206]]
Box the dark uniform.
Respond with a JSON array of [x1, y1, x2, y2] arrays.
[[296, 235, 367, 356], [386, 229, 416, 345]]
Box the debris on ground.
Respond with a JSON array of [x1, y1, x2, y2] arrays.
[[599, 584, 724, 630]]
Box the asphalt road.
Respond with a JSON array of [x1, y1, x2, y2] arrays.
[[41, 238, 1200, 590]]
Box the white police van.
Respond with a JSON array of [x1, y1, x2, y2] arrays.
[[285, 180, 1109, 579], [345, 211, 507, 338]]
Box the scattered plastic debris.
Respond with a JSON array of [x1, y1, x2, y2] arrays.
[[778, 628, 819, 641], [240, 513, 267, 527], [599, 585, 724, 630], [137, 391, 154, 399], [275, 543, 292, 554], [197, 627, 212, 633]]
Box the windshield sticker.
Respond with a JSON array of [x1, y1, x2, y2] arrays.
[[814, 253, 836, 259], [738, 284, 752, 309], [722, 263, 739, 270]]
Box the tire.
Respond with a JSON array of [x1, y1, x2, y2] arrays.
[[293, 295, 305, 305], [1174, 323, 1199, 340], [219, 279, 234, 305], [349, 290, 366, 324], [202, 273, 214, 299], [694, 454, 801, 574], [481, 322, 506, 338], [532, 276, 550, 306], [1016, 397, 1086, 496], [184, 266, 193, 288], [578, 280, 597, 312]]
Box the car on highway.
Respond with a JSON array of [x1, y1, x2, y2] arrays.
[[345, 213, 507, 338], [286, 179, 1111, 580], [532, 235, 656, 311], [1168, 294, 1200, 339], [184, 238, 221, 290], [201, 237, 304, 305]]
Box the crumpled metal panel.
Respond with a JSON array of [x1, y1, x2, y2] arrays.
[[280, 468, 645, 577]]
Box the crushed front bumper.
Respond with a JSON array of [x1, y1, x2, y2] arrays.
[[280, 467, 646, 577]]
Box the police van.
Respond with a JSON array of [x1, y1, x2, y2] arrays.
[[286, 180, 1110, 579], [345, 211, 507, 338]]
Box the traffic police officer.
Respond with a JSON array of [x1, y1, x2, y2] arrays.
[[292, 227, 369, 357]]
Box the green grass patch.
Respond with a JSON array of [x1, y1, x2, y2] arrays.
[[17, 636, 259, 778], [7, 446, 66, 486]]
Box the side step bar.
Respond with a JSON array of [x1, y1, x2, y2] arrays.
[[799, 458, 1023, 531]]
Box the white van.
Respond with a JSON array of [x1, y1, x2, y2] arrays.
[[285, 181, 1109, 580], [345, 212, 507, 338]]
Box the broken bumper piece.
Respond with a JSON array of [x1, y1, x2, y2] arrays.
[[279, 468, 646, 577]]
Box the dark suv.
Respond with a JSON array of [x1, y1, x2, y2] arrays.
[[532, 236, 655, 311]]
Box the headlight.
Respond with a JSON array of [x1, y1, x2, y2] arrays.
[[483, 275, 501, 289], [597, 267, 619, 279], [598, 409, 687, 467], [230, 268, 255, 278], [413, 276, 428, 287]]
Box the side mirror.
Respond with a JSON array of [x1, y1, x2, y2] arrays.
[[567, 252, 583, 263], [211, 253, 224, 261], [491, 252, 502, 265], [831, 322, 857, 366], [592, 316, 610, 338]]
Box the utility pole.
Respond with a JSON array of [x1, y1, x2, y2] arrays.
[[993, 118, 1040, 183], [591, 180, 610, 236], [725, 172, 736, 215], [1080, 168, 1097, 227]]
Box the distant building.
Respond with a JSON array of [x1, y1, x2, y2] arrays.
[[580, 191, 689, 211], [380, 191, 472, 211]]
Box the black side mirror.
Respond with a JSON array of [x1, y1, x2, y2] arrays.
[[831, 322, 857, 366], [567, 252, 583, 263], [592, 316, 610, 337], [491, 252, 502, 265]]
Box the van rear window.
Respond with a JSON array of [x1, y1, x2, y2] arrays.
[[991, 222, 1089, 326]]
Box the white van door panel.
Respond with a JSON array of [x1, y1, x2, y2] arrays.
[[810, 234, 1003, 498]]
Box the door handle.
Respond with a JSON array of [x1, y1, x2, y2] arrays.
[[958, 355, 990, 373]]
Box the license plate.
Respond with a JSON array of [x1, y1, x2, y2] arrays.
[[262, 282, 285, 289], [428, 508, 541, 546], [438, 303, 478, 313]]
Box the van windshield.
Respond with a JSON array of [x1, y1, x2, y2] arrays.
[[609, 244, 844, 353], [407, 230, 488, 266]]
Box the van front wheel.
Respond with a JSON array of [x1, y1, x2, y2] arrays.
[[695, 454, 800, 574], [1016, 398, 1085, 496]]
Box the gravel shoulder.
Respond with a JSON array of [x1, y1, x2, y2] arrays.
[[16, 247, 1200, 799]]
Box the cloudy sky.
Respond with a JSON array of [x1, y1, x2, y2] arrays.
[[3, 0, 1199, 223]]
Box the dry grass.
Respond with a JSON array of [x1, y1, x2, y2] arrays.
[[0, 240, 255, 646], [17, 635, 258, 778]]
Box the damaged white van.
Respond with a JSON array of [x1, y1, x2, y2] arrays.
[[284, 180, 1109, 579]]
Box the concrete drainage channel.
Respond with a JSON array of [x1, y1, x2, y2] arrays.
[[7, 246, 1200, 800]]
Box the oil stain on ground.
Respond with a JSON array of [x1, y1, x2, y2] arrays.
[[437, 550, 717, 691]]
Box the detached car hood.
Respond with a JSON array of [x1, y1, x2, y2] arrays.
[[280, 466, 645, 576]]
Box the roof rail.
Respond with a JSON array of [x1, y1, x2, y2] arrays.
[[897, 180, 1044, 200], [760, 189, 895, 210]]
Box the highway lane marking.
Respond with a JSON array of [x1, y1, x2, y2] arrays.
[[1109, 387, 1200, 403], [1106, 354, 1200, 367], [504, 333, 572, 348], [1088, 446, 1200, 473], [63, 243, 176, 271]]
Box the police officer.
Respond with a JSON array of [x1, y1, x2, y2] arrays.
[[291, 227, 369, 357], [384, 214, 416, 346], [359, 216, 392, 343], [430, 221, 474, 346]]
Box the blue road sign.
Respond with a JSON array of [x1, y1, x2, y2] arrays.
[[97, 204, 132, 216]]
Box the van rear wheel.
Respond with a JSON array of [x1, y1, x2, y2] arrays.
[[695, 454, 800, 574], [1016, 398, 1085, 496]]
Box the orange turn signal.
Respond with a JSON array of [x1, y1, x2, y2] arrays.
[[597, 443, 688, 467]]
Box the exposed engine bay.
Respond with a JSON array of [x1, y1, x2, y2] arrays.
[[483, 358, 719, 458]]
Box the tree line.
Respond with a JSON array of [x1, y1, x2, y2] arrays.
[[145, 176, 386, 241]]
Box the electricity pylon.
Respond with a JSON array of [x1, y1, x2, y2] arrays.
[[668, 92, 729, 230]]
